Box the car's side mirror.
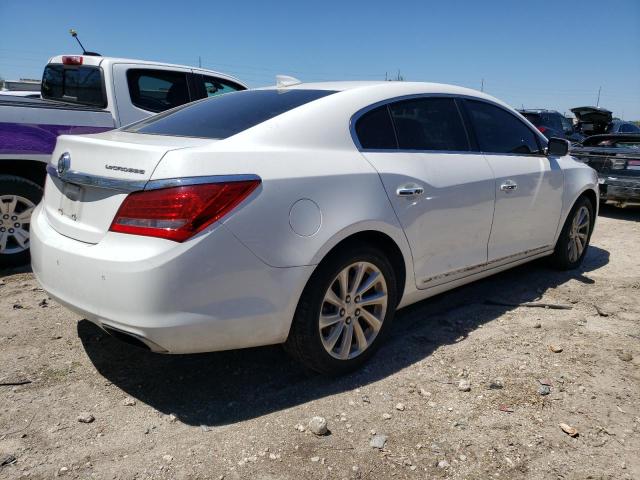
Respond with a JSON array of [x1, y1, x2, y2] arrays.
[[547, 137, 569, 156]]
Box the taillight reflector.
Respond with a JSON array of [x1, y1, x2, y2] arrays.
[[110, 180, 260, 242], [62, 55, 83, 65], [537, 126, 548, 133]]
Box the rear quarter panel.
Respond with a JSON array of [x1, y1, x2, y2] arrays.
[[556, 155, 599, 241], [152, 146, 416, 300]]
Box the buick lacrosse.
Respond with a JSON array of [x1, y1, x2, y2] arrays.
[[31, 81, 598, 374]]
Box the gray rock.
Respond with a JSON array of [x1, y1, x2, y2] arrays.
[[123, 397, 136, 406], [437, 460, 450, 469], [538, 385, 551, 396], [619, 351, 633, 362], [395, 402, 405, 411], [308, 416, 328, 436], [77, 413, 95, 423], [370, 434, 387, 449], [458, 379, 471, 392], [488, 379, 504, 390]]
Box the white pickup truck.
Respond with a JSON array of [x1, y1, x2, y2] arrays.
[[0, 54, 247, 267]]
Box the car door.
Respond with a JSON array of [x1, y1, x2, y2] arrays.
[[463, 99, 563, 262], [356, 96, 496, 288], [112, 64, 195, 126]]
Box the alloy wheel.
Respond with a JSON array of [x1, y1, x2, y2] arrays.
[[319, 261, 388, 360], [567, 205, 590, 263], [0, 195, 35, 255]]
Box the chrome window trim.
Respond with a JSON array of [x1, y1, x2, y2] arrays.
[[47, 164, 260, 193], [349, 93, 547, 156]]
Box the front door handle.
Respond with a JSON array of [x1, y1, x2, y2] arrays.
[[396, 185, 424, 197], [500, 180, 518, 192]]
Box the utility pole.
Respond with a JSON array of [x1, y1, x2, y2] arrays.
[[198, 56, 202, 68], [481, 78, 484, 92], [596, 86, 601, 107]]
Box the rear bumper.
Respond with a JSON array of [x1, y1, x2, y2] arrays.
[[30, 204, 313, 353], [599, 175, 640, 203]]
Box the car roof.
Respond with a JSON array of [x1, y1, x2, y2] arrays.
[[261, 80, 504, 103], [518, 109, 560, 114]]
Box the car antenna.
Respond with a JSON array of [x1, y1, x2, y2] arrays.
[[276, 75, 302, 88], [69, 29, 101, 56]]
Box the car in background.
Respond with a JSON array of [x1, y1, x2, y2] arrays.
[[0, 54, 247, 267], [571, 133, 640, 206], [608, 119, 640, 134], [31, 81, 598, 374], [518, 109, 584, 143], [571, 106, 640, 136]]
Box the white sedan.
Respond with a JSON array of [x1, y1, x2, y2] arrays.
[[31, 81, 598, 374]]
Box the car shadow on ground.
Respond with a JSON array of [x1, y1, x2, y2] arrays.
[[0, 264, 31, 279], [598, 203, 640, 222], [78, 244, 609, 427]]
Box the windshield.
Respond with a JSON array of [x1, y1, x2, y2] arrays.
[[41, 64, 106, 107], [125, 89, 337, 139]]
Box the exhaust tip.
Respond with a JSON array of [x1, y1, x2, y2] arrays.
[[101, 325, 167, 353]]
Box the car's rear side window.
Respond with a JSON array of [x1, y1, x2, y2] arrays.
[[126, 89, 336, 139], [127, 69, 191, 113], [355, 105, 398, 149], [41, 64, 106, 107], [389, 97, 470, 151], [201, 75, 245, 98], [465, 100, 541, 154]]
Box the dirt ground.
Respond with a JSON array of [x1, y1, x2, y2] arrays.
[[1, 205, 639, 480]]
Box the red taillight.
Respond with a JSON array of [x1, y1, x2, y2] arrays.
[[62, 55, 83, 65], [537, 126, 548, 133], [110, 180, 260, 242]]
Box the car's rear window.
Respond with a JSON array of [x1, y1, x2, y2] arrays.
[[41, 64, 106, 107], [521, 113, 541, 125], [125, 89, 337, 139]]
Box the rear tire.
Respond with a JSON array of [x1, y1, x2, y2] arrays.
[[549, 195, 594, 270], [0, 175, 42, 269], [284, 244, 398, 375]]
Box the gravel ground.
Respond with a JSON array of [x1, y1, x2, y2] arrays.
[[1, 205, 639, 480]]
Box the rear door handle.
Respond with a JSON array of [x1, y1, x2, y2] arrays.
[[396, 185, 424, 197], [500, 180, 518, 192]]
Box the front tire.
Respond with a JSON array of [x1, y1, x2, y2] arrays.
[[0, 175, 42, 269], [550, 196, 594, 270], [285, 244, 398, 375]]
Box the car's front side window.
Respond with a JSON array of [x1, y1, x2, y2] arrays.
[[465, 100, 541, 155], [388, 97, 470, 151]]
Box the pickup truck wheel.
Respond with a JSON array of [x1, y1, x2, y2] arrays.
[[284, 245, 398, 375], [0, 175, 42, 268], [550, 196, 594, 270]]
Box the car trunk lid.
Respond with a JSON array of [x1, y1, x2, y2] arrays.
[[571, 106, 613, 135], [43, 131, 213, 243]]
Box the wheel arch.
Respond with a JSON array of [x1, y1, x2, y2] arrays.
[[0, 159, 48, 187], [310, 226, 413, 303]]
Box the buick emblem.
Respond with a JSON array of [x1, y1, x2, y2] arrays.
[[57, 152, 71, 175]]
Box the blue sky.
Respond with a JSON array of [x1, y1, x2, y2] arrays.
[[1, 0, 639, 118]]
